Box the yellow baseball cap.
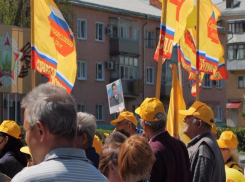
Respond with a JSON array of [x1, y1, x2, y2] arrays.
[[93, 135, 103, 154], [135, 98, 165, 122], [20, 146, 32, 157], [0, 120, 21, 139], [217, 131, 238, 149], [110, 111, 138, 126], [179, 101, 214, 126]]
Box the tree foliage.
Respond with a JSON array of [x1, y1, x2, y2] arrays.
[[0, 0, 75, 29]]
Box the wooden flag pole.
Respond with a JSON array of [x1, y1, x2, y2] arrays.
[[31, 0, 36, 90], [178, 62, 183, 92], [177, 44, 183, 92], [155, 55, 163, 99], [195, 0, 200, 101]]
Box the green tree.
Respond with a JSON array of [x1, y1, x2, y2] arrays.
[[0, 0, 75, 29]]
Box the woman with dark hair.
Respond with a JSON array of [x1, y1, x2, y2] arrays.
[[0, 120, 27, 178]]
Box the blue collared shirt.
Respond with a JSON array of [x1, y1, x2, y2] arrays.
[[12, 148, 108, 182]]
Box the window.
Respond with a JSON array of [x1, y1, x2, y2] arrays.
[[238, 76, 245, 88], [147, 31, 153, 47], [227, 45, 245, 59], [146, 67, 154, 84], [216, 80, 222, 89], [96, 63, 105, 81], [217, 106, 222, 122], [226, 0, 232, 8], [156, 28, 160, 46], [119, 56, 140, 80], [109, 18, 139, 40], [228, 45, 234, 59], [95, 22, 105, 41], [113, 113, 118, 120], [77, 103, 87, 112], [161, 59, 178, 83], [202, 74, 212, 88], [77, 19, 87, 40], [96, 104, 104, 121], [118, 19, 129, 39], [228, 21, 245, 33], [77, 61, 87, 80], [138, 29, 140, 46]]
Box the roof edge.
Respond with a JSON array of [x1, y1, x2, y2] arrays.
[[221, 10, 245, 16], [72, 0, 161, 21]]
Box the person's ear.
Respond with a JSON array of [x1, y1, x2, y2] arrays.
[[35, 121, 46, 142], [148, 164, 153, 173], [128, 122, 131, 129], [81, 133, 88, 145], [4, 136, 9, 144], [197, 120, 202, 129]]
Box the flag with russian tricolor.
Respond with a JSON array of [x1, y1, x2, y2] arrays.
[[210, 57, 228, 80], [198, 0, 223, 76], [31, 0, 77, 93], [154, 0, 194, 63]]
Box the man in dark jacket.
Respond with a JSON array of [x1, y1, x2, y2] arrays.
[[179, 101, 226, 182], [75, 112, 99, 168], [135, 97, 191, 182]]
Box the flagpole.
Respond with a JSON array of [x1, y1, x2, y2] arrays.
[[31, 0, 36, 90], [177, 43, 183, 92], [195, 0, 200, 101], [155, 54, 163, 99]]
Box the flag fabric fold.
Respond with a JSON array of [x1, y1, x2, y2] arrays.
[[198, 0, 223, 76], [167, 65, 190, 145], [210, 57, 229, 80], [154, 0, 194, 63], [31, 0, 77, 93]]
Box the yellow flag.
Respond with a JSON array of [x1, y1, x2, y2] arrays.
[[167, 65, 189, 145], [198, 0, 223, 75], [154, 0, 194, 63], [31, 0, 77, 93]]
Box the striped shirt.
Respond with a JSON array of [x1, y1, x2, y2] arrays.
[[11, 148, 108, 182]]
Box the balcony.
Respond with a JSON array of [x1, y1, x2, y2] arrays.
[[108, 18, 139, 56], [110, 38, 139, 56], [227, 59, 245, 71], [110, 78, 141, 98]]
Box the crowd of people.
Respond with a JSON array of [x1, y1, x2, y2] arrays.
[[0, 83, 243, 181]]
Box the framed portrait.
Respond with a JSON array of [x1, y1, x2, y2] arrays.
[[106, 79, 125, 114]]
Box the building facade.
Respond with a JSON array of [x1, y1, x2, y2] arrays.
[[0, 0, 227, 128], [216, 0, 245, 127]]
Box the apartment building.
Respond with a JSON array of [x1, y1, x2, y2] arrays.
[[216, 0, 245, 127], [0, 0, 228, 128]]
